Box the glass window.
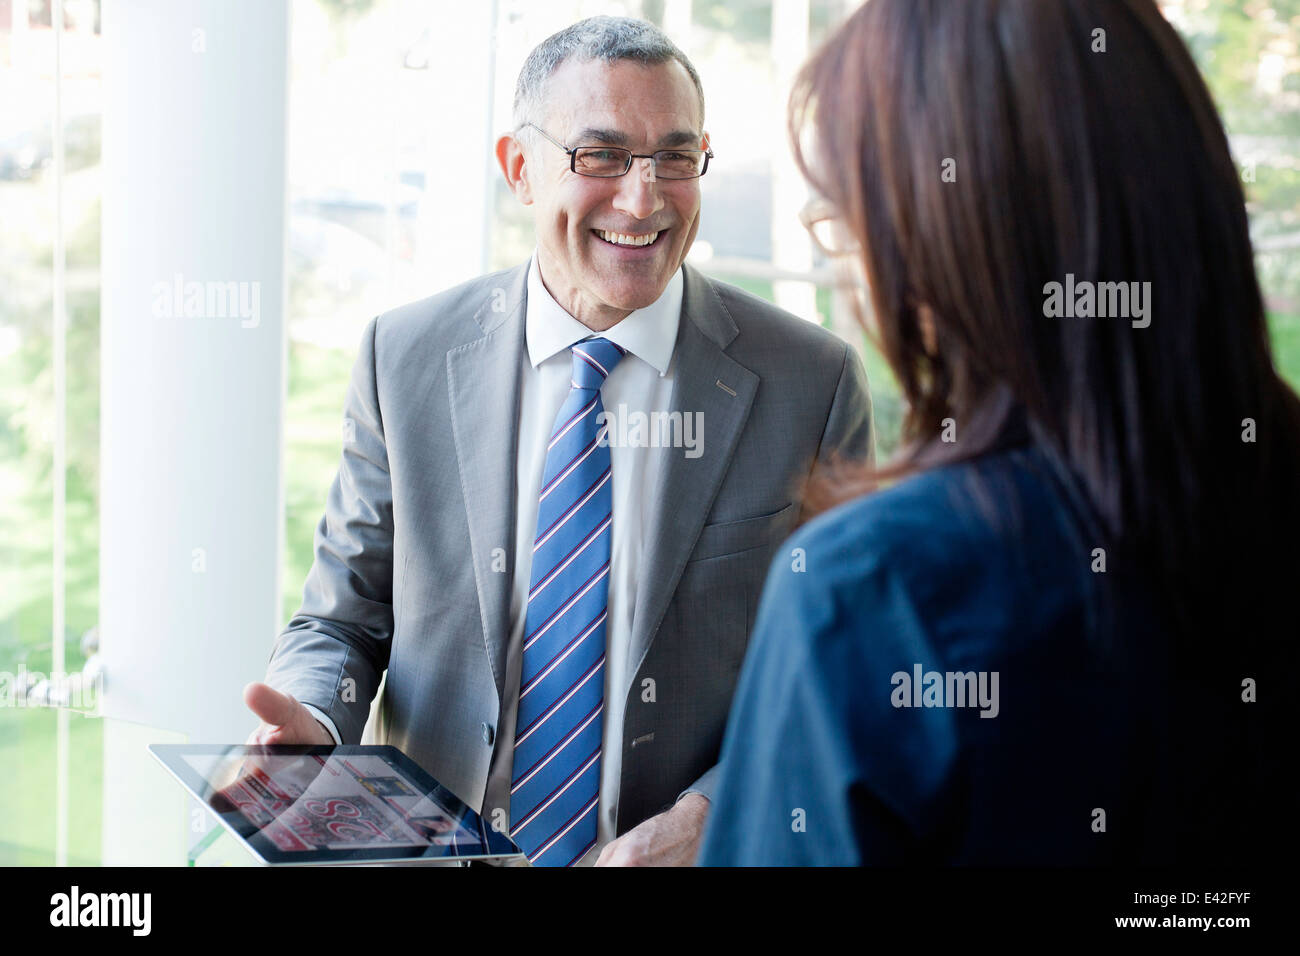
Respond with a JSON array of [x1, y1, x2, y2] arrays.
[[0, 0, 103, 866]]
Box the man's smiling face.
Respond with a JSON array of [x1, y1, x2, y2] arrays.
[[506, 57, 706, 329]]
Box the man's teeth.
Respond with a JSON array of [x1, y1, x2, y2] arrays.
[[597, 229, 660, 247]]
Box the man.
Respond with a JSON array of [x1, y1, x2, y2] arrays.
[[245, 15, 872, 866]]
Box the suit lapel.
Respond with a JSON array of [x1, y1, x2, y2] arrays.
[[446, 263, 759, 696], [627, 265, 758, 682], [446, 264, 528, 700]]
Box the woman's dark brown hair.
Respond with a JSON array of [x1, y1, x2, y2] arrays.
[[792, 0, 1300, 653]]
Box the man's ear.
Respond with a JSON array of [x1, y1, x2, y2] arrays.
[[496, 133, 534, 206]]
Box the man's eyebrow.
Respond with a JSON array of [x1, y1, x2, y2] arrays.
[[573, 127, 704, 149], [655, 130, 704, 148], [575, 128, 630, 146]]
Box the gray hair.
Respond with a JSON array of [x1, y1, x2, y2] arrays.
[[512, 15, 705, 140]]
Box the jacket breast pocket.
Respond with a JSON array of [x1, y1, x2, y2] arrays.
[[688, 502, 796, 563]]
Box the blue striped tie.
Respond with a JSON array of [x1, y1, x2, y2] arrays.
[[510, 336, 626, 866]]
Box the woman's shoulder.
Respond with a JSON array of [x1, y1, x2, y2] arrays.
[[778, 443, 1084, 621]]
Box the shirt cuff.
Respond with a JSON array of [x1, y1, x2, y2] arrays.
[[300, 702, 342, 745]]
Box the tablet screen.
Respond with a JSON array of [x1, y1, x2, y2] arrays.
[[195, 751, 477, 852], [151, 744, 522, 864]]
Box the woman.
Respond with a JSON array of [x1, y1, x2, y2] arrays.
[[698, 0, 1299, 865]]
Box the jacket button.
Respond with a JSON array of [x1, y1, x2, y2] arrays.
[[481, 722, 494, 746]]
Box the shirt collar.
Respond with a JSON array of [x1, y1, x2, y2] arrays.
[[524, 250, 682, 377]]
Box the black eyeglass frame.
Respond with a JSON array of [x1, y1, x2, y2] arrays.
[[519, 122, 713, 180]]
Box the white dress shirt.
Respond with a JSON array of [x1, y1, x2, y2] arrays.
[[306, 252, 683, 866]]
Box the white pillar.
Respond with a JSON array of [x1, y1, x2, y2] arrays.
[[98, 0, 289, 862], [770, 0, 817, 322], [412, 0, 498, 294]]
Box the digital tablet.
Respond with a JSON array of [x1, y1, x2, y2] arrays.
[[149, 743, 524, 865]]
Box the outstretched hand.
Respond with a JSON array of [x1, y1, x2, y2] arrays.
[[242, 681, 334, 746]]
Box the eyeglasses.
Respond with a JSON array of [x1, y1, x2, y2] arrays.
[[799, 196, 861, 257], [520, 122, 713, 180]]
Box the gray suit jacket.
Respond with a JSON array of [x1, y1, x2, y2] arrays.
[[265, 260, 873, 833]]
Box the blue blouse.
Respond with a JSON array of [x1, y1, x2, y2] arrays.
[[697, 440, 1224, 865]]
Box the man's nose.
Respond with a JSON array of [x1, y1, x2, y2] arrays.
[[611, 157, 664, 221]]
